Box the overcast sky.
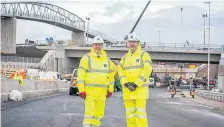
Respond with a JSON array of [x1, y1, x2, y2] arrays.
[[6, 0, 224, 45]]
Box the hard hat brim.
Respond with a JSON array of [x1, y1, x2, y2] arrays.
[[127, 40, 139, 42], [92, 42, 104, 44]]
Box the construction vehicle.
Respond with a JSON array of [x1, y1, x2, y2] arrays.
[[62, 74, 73, 81]]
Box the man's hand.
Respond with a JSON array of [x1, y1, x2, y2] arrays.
[[106, 91, 112, 98], [124, 82, 137, 91], [129, 82, 137, 89], [79, 92, 86, 99]]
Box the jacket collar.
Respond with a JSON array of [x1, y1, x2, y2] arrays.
[[90, 47, 107, 57], [127, 45, 142, 55]]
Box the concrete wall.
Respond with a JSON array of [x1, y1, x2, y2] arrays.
[[196, 64, 219, 78], [1, 17, 16, 54], [39, 47, 76, 74], [1, 47, 47, 58], [1, 79, 71, 102], [58, 57, 80, 75]]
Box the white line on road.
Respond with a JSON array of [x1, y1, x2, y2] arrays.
[[183, 109, 224, 120]]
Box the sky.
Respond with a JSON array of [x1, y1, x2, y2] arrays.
[[4, 0, 224, 45]]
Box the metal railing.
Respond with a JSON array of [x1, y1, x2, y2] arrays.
[[196, 90, 224, 102], [17, 41, 223, 53], [72, 42, 223, 51], [1, 2, 117, 43], [1, 56, 42, 63], [88, 28, 118, 44], [142, 42, 223, 51]]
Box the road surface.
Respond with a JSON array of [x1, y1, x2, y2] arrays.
[[2, 88, 224, 127]]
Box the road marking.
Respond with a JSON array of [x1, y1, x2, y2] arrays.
[[63, 101, 68, 111], [183, 109, 224, 120], [158, 100, 214, 109]]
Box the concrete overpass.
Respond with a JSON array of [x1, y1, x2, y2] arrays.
[[0, 2, 117, 54], [34, 45, 221, 74], [64, 47, 221, 64]]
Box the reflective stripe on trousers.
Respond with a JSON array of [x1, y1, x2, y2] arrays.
[[124, 99, 148, 127], [85, 84, 109, 88], [83, 96, 106, 127], [126, 108, 147, 118], [83, 116, 102, 127]]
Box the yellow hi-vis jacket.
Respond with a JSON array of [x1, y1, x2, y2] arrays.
[[112, 62, 118, 78], [77, 48, 115, 100], [12, 72, 24, 86], [118, 46, 152, 100]]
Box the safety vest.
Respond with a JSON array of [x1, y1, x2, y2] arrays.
[[12, 72, 24, 86]]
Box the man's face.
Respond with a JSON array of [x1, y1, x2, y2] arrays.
[[92, 43, 103, 52], [128, 41, 138, 51]]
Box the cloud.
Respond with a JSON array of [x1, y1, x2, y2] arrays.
[[102, 1, 133, 16], [7, 0, 223, 45], [16, 19, 71, 44], [90, 4, 224, 45]]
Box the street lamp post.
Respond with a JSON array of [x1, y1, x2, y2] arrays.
[[180, 65, 183, 78], [158, 31, 161, 47], [204, 1, 211, 90], [54, 23, 57, 72], [86, 17, 90, 43], [202, 14, 208, 45]]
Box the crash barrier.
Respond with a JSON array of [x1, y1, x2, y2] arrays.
[[196, 90, 224, 102], [1, 79, 70, 102]]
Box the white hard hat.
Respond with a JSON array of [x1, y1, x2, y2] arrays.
[[92, 36, 104, 44], [127, 32, 139, 42]]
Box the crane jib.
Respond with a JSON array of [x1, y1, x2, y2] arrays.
[[129, 0, 152, 34]]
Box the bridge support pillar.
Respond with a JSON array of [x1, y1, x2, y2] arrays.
[[1, 17, 16, 54], [71, 31, 86, 46]]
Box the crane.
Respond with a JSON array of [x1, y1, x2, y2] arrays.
[[124, 0, 152, 44]]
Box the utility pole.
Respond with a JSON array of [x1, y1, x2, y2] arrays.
[[54, 23, 56, 72], [204, 1, 211, 90], [181, 7, 183, 28], [86, 17, 90, 43], [158, 31, 161, 47], [202, 14, 208, 45], [180, 6, 183, 44]]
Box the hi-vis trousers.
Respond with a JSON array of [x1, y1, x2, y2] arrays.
[[83, 95, 106, 127], [124, 99, 148, 127]]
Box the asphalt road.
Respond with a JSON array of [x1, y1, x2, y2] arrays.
[[2, 88, 224, 127]]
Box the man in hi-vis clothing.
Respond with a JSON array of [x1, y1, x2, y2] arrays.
[[118, 32, 152, 127], [77, 35, 115, 127]]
